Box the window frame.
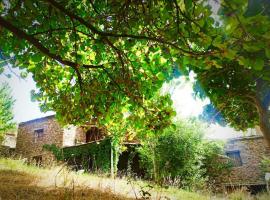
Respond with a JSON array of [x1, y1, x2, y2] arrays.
[[226, 150, 243, 167], [33, 128, 44, 143]]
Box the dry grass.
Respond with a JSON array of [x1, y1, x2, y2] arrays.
[[0, 158, 135, 200], [0, 170, 133, 200], [0, 158, 270, 200]]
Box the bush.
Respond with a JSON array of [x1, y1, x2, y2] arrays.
[[138, 119, 228, 189], [43, 139, 112, 173], [201, 140, 231, 184]]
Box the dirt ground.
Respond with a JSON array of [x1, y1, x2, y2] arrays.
[[0, 170, 134, 200]]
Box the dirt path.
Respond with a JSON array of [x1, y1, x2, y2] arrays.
[[0, 170, 135, 200]]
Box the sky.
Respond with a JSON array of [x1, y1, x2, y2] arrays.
[[0, 67, 251, 140], [0, 67, 54, 123]]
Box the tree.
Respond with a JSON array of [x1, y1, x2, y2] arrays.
[[191, 0, 270, 145], [0, 0, 217, 128], [0, 0, 270, 144], [0, 83, 15, 142]]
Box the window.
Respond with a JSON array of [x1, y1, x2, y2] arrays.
[[86, 127, 100, 143], [34, 129, 44, 143], [226, 150, 242, 167]]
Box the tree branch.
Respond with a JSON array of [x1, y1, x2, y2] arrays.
[[0, 16, 103, 70], [31, 27, 75, 36], [45, 0, 214, 56]]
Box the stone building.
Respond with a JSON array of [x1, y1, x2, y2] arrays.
[[218, 134, 270, 192], [15, 115, 104, 164]]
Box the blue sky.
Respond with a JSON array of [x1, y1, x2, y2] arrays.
[[0, 68, 54, 123], [0, 67, 248, 139]]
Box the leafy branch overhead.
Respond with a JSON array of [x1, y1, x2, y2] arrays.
[[0, 0, 270, 144], [0, 0, 216, 125]]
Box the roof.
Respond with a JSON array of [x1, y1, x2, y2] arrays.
[[19, 115, 56, 126], [227, 135, 264, 142]]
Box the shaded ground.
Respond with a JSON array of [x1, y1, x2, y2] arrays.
[[0, 170, 134, 200]]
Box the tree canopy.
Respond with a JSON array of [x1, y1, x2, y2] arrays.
[[0, 83, 15, 142], [192, 0, 270, 143], [0, 0, 270, 143]]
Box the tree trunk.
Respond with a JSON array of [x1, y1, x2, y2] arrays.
[[150, 142, 158, 182], [111, 141, 114, 178], [255, 98, 270, 147]]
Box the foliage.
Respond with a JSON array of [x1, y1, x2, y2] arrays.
[[259, 156, 270, 173], [137, 119, 227, 189], [193, 61, 263, 131], [1, 0, 270, 144], [0, 83, 15, 142], [0, 0, 223, 141], [201, 140, 232, 182], [190, 0, 270, 142], [44, 139, 112, 173], [43, 143, 64, 161]]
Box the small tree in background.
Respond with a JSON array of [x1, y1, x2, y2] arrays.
[[138, 119, 229, 190], [0, 83, 15, 142]]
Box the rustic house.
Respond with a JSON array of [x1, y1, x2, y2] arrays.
[[13, 115, 142, 175], [217, 134, 270, 193], [15, 115, 105, 164]]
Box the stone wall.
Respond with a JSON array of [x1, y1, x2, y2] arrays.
[[15, 115, 63, 162], [218, 135, 270, 186], [0, 132, 16, 157], [15, 115, 106, 163], [1, 132, 16, 148], [63, 125, 77, 147]]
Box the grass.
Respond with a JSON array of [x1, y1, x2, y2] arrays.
[[0, 157, 270, 200], [0, 170, 130, 200], [0, 158, 134, 200]]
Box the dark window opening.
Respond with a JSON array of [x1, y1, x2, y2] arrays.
[[86, 127, 102, 143], [34, 129, 44, 138], [34, 129, 44, 143], [226, 150, 242, 167]]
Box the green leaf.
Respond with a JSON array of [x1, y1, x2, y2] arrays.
[[244, 0, 264, 17], [243, 43, 261, 52], [20, 71, 28, 78], [265, 48, 270, 59], [184, 0, 192, 12], [253, 58, 264, 70], [31, 54, 42, 63], [156, 72, 165, 80]]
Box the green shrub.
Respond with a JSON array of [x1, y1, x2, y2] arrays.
[[43, 139, 112, 173], [43, 144, 64, 161], [201, 140, 232, 183], [138, 119, 229, 189]]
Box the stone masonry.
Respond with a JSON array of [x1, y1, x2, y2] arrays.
[[15, 115, 105, 163], [15, 115, 64, 163], [218, 135, 270, 187]]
